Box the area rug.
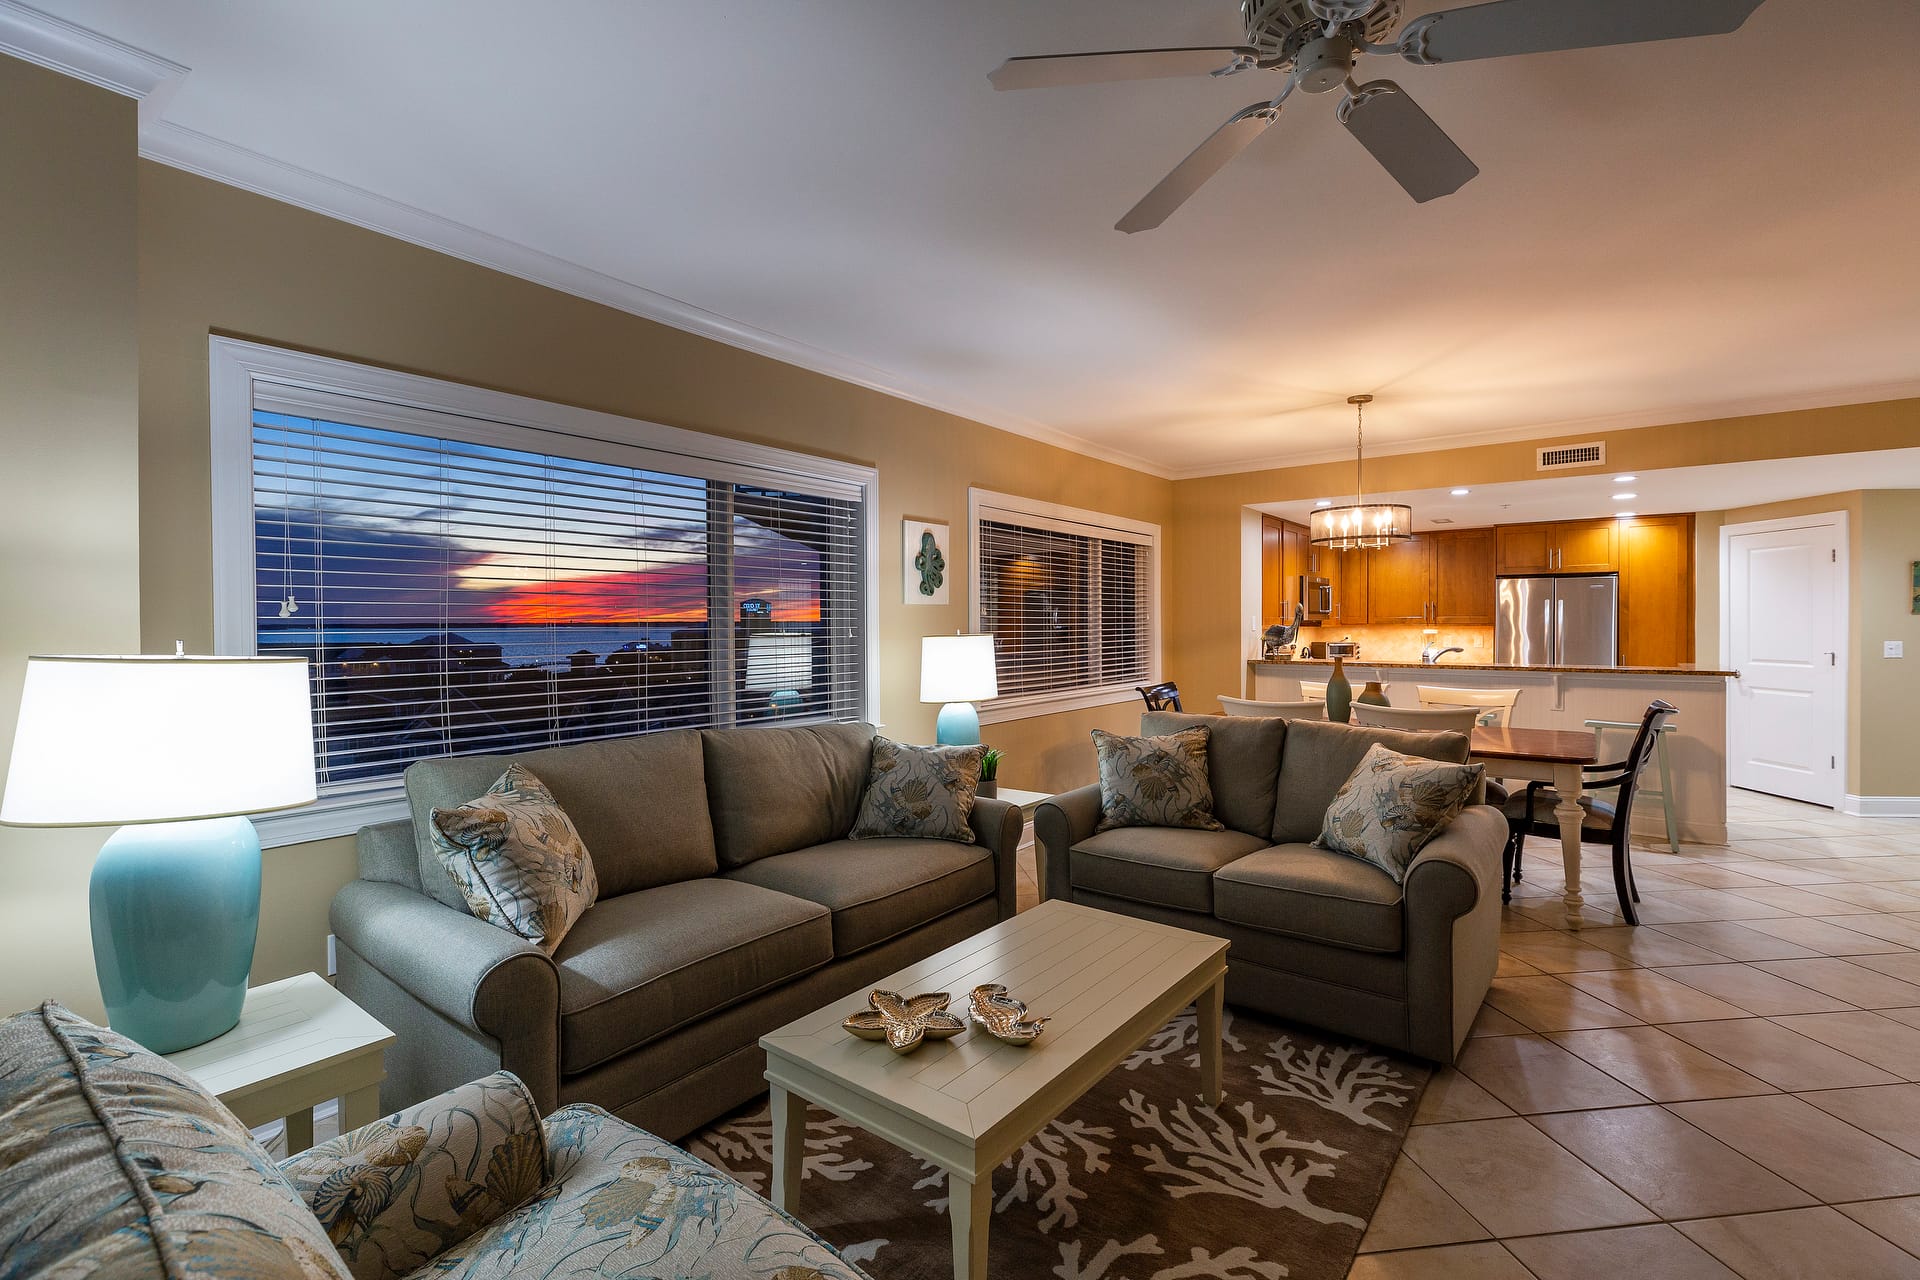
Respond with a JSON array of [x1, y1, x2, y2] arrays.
[[687, 1006, 1428, 1280]]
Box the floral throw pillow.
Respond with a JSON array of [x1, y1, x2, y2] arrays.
[[1092, 726, 1225, 833], [849, 737, 984, 843], [430, 764, 598, 954], [1316, 743, 1484, 883]]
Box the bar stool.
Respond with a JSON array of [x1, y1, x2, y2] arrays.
[[1585, 715, 1681, 853]]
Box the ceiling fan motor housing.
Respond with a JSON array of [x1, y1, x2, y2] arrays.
[[1241, 0, 1402, 63], [1295, 35, 1357, 92]]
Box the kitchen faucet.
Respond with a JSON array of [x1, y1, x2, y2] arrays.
[[1421, 642, 1465, 665]]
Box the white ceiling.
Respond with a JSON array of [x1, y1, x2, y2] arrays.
[[1254, 448, 1920, 529], [18, 0, 1920, 477]]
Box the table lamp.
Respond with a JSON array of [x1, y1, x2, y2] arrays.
[[0, 650, 316, 1053], [920, 634, 998, 746], [745, 632, 813, 711]]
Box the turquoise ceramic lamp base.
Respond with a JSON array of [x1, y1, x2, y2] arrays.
[[935, 701, 982, 746], [90, 815, 261, 1054]]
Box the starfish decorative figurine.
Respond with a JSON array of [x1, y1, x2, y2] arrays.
[[967, 984, 1050, 1045], [841, 989, 966, 1053]]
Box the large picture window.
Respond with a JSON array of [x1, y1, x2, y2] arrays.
[[969, 489, 1159, 720], [212, 339, 875, 843]]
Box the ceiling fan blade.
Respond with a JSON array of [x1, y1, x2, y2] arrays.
[[1339, 81, 1479, 203], [1400, 0, 1765, 64], [990, 47, 1258, 90], [1116, 101, 1281, 234]]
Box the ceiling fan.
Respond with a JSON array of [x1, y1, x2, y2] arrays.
[[990, 0, 1766, 232]]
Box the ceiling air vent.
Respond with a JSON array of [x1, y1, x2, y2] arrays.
[[1536, 441, 1606, 472]]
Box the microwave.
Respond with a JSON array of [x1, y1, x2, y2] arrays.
[[1300, 574, 1333, 621]]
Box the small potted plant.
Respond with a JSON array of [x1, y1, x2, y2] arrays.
[[978, 747, 1003, 799]]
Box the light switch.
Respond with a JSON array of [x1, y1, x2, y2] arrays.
[[1887, 641, 1906, 659]]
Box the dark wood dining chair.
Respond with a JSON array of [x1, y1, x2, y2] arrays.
[[1501, 699, 1678, 926], [1136, 682, 1183, 712]]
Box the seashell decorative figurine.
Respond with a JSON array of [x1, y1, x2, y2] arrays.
[[967, 984, 1050, 1045], [842, 989, 966, 1053]]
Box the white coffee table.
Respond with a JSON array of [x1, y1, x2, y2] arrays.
[[164, 972, 394, 1154], [761, 900, 1228, 1280]]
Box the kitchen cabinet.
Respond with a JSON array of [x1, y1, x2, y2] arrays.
[[1261, 516, 1283, 626], [1326, 547, 1369, 624], [1432, 528, 1496, 625], [1260, 516, 1313, 626], [1495, 519, 1618, 575], [1368, 535, 1433, 624], [1619, 514, 1695, 667]]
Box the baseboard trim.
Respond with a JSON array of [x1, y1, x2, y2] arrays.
[[1844, 795, 1920, 818]]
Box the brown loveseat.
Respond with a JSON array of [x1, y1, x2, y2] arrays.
[[1036, 712, 1505, 1062], [332, 721, 1020, 1140]]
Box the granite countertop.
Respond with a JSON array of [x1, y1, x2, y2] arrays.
[[1249, 658, 1739, 678]]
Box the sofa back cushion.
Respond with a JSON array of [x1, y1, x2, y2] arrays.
[[0, 1001, 352, 1280], [406, 729, 715, 910], [1271, 719, 1471, 845], [703, 722, 877, 868], [1142, 711, 1287, 838]]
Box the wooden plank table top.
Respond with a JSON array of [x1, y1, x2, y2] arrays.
[[1470, 725, 1599, 764]]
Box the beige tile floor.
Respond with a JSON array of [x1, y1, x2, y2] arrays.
[[1352, 789, 1920, 1278]]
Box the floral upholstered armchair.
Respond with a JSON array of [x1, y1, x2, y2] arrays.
[[0, 1002, 865, 1280]]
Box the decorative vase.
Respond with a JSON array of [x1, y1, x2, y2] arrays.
[[1358, 680, 1389, 707], [978, 779, 999, 799], [1326, 656, 1353, 724]]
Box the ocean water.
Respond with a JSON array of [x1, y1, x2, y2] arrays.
[[257, 623, 703, 668]]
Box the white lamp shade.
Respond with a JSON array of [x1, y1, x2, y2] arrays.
[[920, 635, 998, 703], [744, 633, 813, 691], [1, 655, 317, 826]]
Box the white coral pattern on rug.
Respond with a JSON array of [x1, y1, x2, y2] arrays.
[[1054, 1234, 1289, 1280], [682, 1101, 873, 1196], [917, 1118, 1114, 1232], [1251, 1037, 1415, 1132], [1123, 1008, 1246, 1072], [1121, 1093, 1365, 1229]]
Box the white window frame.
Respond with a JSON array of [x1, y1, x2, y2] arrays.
[[968, 488, 1162, 725], [209, 337, 879, 847]]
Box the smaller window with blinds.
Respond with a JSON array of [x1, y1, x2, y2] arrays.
[[210, 338, 876, 844], [970, 490, 1159, 717]]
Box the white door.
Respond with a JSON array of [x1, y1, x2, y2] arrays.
[[1725, 518, 1845, 807]]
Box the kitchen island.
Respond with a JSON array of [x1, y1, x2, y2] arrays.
[[1249, 659, 1737, 847]]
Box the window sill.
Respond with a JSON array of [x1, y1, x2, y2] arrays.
[[977, 685, 1143, 726], [250, 784, 410, 849]]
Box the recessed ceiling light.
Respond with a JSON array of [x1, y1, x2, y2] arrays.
[[1315, 499, 1333, 508], [1612, 492, 1638, 501], [1430, 516, 1455, 524], [1450, 488, 1470, 496], [1613, 474, 1637, 483]]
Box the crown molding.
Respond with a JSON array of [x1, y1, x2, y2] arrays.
[[0, 0, 182, 98], [1160, 378, 1920, 481]]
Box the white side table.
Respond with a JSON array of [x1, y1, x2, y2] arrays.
[[164, 972, 394, 1154], [988, 786, 1052, 816]]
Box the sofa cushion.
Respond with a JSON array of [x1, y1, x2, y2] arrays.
[[552, 880, 832, 1074], [428, 764, 599, 953], [1092, 726, 1225, 833], [0, 1001, 352, 1280], [406, 730, 715, 911], [1070, 827, 1271, 913], [702, 722, 876, 868], [279, 1071, 545, 1280], [1271, 719, 1472, 845], [415, 1103, 866, 1279], [1317, 745, 1485, 884], [849, 737, 985, 844], [1143, 711, 1287, 838], [726, 837, 996, 956], [1214, 843, 1406, 954]]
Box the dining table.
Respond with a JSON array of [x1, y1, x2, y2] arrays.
[[1470, 724, 1601, 930]]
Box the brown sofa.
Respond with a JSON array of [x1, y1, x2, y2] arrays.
[[1036, 712, 1505, 1062], [331, 721, 1021, 1140]]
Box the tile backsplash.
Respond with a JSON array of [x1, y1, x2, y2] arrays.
[[1308, 626, 1495, 664]]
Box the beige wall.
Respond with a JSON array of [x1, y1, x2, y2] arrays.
[[0, 60, 143, 1021], [134, 162, 1173, 989], [1170, 401, 1920, 732]]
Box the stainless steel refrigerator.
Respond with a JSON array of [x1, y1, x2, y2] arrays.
[[1495, 575, 1619, 667]]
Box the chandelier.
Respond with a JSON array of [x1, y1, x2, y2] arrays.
[[1309, 394, 1413, 550]]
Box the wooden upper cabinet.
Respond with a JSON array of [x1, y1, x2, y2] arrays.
[[1281, 523, 1309, 604], [1327, 547, 1370, 625], [1260, 516, 1283, 627], [1619, 514, 1695, 668], [1432, 529, 1496, 625], [1368, 535, 1433, 624], [1495, 519, 1618, 575]]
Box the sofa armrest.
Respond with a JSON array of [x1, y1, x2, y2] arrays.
[[1405, 804, 1503, 914], [279, 1070, 548, 1273], [1035, 783, 1102, 903], [970, 795, 1022, 919], [330, 880, 560, 1106], [1402, 804, 1506, 1061]]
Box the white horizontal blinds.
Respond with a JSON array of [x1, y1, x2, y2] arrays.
[[976, 508, 1154, 699], [251, 400, 864, 792]]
